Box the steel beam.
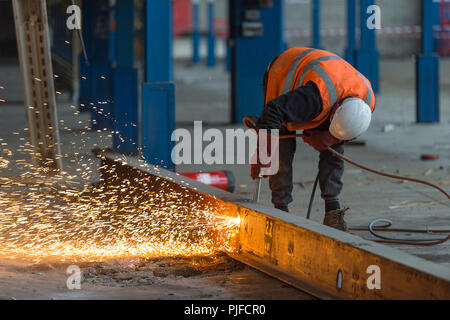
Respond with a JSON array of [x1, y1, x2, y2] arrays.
[[79, 0, 94, 113], [230, 0, 284, 124], [113, 0, 139, 155], [312, 0, 321, 48], [77, 0, 114, 129], [207, 0, 216, 67], [192, 0, 200, 63], [90, 0, 114, 131], [141, 82, 175, 171], [12, 0, 62, 171], [95, 150, 450, 300], [416, 0, 440, 123], [356, 0, 379, 93], [142, 0, 175, 170], [345, 0, 357, 65], [228, 204, 450, 299]]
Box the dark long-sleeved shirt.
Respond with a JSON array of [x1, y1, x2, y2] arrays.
[[257, 81, 325, 131]]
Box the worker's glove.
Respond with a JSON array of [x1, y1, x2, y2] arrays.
[[250, 130, 280, 179], [251, 163, 263, 180], [302, 130, 342, 151]]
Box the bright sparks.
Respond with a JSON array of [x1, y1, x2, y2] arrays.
[[0, 157, 9, 169], [0, 94, 240, 263], [0, 165, 240, 263]]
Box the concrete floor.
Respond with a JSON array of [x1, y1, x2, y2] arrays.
[[0, 55, 449, 299], [0, 256, 311, 300]]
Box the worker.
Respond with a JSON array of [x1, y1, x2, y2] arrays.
[[251, 47, 375, 231]]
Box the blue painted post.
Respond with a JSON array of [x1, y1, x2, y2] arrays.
[[345, 0, 357, 65], [144, 0, 172, 85], [79, 0, 94, 113], [192, 0, 200, 63], [90, 0, 114, 131], [115, 0, 134, 69], [113, 0, 139, 154], [416, 0, 440, 123], [225, 39, 231, 72], [207, 0, 216, 67], [230, 0, 284, 124], [108, 0, 116, 63], [312, 0, 321, 48], [142, 0, 175, 170], [356, 0, 379, 93]]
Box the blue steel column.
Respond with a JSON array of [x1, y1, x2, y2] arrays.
[[108, 0, 116, 63], [142, 0, 175, 170], [79, 0, 93, 113], [230, 0, 284, 123], [416, 0, 440, 123], [225, 40, 231, 71], [345, 0, 357, 65], [192, 0, 200, 63], [356, 0, 379, 93], [312, 0, 321, 48], [90, 0, 114, 131], [207, 0, 216, 67], [113, 0, 139, 154]]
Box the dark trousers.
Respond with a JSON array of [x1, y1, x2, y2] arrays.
[[269, 128, 345, 208]]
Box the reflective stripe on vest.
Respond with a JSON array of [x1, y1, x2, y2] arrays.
[[296, 56, 343, 89], [358, 71, 374, 108], [310, 64, 338, 120], [296, 56, 342, 115], [297, 56, 374, 111], [281, 48, 317, 94], [282, 52, 374, 115]]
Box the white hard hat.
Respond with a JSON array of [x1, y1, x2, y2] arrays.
[[329, 98, 372, 140]]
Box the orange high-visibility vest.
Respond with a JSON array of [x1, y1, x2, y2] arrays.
[[264, 47, 376, 131]]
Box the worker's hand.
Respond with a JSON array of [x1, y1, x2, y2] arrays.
[[250, 130, 280, 179], [251, 163, 263, 180], [251, 158, 273, 179], [302, 130, 342, 151]]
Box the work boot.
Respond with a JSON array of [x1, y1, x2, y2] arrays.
[[323, 208, 349, 231], [275, 205, 289, 213]]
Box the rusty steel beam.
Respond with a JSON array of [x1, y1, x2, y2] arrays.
[[12, 0, 62, 171], [96, 150, 450, 300]]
